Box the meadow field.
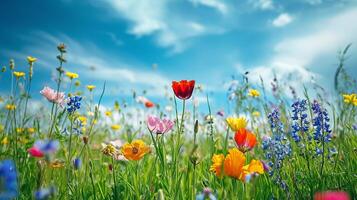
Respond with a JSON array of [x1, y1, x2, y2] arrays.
[[0, 43, 356, 200]]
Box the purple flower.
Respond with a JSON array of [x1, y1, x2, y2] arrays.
[[147, 115, 174, 134]]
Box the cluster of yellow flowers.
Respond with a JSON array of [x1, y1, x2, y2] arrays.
[[343, 93, 357, 106]]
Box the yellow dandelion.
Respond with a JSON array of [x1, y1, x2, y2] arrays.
[[248, 89, 260, 98], [13, 71, 25, 78], [16, 128, 24, 134], [27, 127, 35, 134], [342, 93, 357, 106], [5, 104, 16, 111], [65, 71, 79, 79], [111, 124, 121, 131], [226, 117, 248, 131], [27, 56, 37, 64], [87, 85, 96, 91], [19, 137, 29, 144], [78, 116, 87, 126], [105, 111, 112, 117]]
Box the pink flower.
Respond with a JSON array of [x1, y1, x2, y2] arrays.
[[27, 147, 44, 158], [314, 191, 350, 200], [40, 86, 65, 105], [147, 115, 174, 134]]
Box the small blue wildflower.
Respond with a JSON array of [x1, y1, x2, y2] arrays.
[[67, 96, 82, 114], [312, 100, 332, 142], [34, 186, 56, 200], [291, 99, 309, 143], [196, 188, 217, 200], [73, 157, 82, 170], [0, 160, 18, 199]]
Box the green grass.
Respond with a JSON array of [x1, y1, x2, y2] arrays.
[[0, 44, 356, 200]]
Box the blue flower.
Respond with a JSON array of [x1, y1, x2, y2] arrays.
[[312, 100, 332, 142], [0, 160, 18, 200], [34, 186, 56, 200], [67, 96, 82, 113], [73, 157, 82, 170], [290, 99, 310, 143], [196, 188, 216, 200]]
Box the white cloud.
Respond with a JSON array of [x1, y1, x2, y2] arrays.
[[101, 0, 223, 53], [272, 13, 293, 27], [2, 31, 171, 97], [250, 0, 275, 10], [244, 8, 357, 95], [189, 0, 228, 14]]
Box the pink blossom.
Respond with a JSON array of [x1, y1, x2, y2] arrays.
[[147, 115, 174, 134], [27, 147, 44, 158], [40, 86, 65, 105], [314, 191, 350, 200]]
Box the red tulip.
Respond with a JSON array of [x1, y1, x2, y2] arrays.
[[28, 147, 44, 157], [145, 101, 155, 108], [234, 128, 257, 152], [172, 80, 195, 100]]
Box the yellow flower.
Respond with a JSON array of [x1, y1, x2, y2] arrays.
[[343, 93, 357, 106], [0, 124, 4, 132], [226, 117, 247, 131], [111, 124, 121, 131], [252, 111, 260, 118], [223, 148, 246, 179], [210, 154, 225, 177], [248, 89, 260, 98], [87, 85, 96, 91], [65, 71, 79, 79], [121, 140, 150, 161], [102, 144, 117, 156], [16, 128, 24, 134], [105, 111, 112, 117], [27, 127, 35, 134], [13, 71, 25, 78], [78, 116, 87, 126], [27, 56, 37, 64], [1, 137, 9, 145], [5, 104, 16, 111], [49, 160, 65, 168]]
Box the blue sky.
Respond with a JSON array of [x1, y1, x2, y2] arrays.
[[0, 0, 357, 111]]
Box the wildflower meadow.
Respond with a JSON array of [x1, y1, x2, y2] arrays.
[[0, 42, 356, 200]]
